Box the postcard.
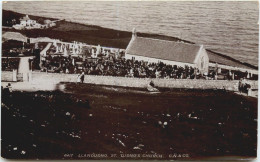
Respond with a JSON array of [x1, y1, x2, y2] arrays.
[[1, 1, 258, 160]]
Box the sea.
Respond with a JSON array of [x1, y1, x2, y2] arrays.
[[2, 1, 259, 66]]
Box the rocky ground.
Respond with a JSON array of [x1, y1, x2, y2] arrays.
[[1, 83, 257, 160]]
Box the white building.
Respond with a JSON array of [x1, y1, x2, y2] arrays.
[[20, 15, 36, 27], [13, 15, 56, 30], [125, 29, 209, 74], [44, 19, 56, 27]]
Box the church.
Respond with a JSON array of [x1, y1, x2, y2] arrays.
[[125, 29, 209, 74]]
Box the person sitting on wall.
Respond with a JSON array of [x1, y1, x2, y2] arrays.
[[243, 82, 251, 94], [2, 83, 13, 102], [147, 80, 159, 92], [247, 84, 252, 96], [6, 83, 12, 93], [149, 80, 155, 87]]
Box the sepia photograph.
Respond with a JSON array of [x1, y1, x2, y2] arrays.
[[1, 1, 258, 160]]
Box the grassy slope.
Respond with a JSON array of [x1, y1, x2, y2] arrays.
[[1, 83, 257, 159]]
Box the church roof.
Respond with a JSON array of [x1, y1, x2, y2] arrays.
[[207, 51, 256, 70], [125, 36, 202, 64], [2, 32, 27, 42]]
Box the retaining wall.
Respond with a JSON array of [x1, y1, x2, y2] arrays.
[[1, 71, 13, 82], [1, 71, 258, 91]]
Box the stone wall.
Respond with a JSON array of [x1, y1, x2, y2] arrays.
[[1, 71, 258, 91], [1, 71, 13, 82]]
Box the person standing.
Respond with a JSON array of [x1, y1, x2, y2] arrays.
[[80, 72, 85, 83], [228, 70, 232, 80], [77, 73, 81, 84], [241, 77, 246, 93], [238, 78, 243, 93]]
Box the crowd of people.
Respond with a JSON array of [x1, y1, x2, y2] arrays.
[[2, 40, 35, 58], [2, 57, 20, 71], [40, 55, 198, 79], [1, 52, 255, 80], [2, 53, 253, 80]]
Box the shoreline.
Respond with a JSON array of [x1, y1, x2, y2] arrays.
[[2, 10, 258, 70]]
